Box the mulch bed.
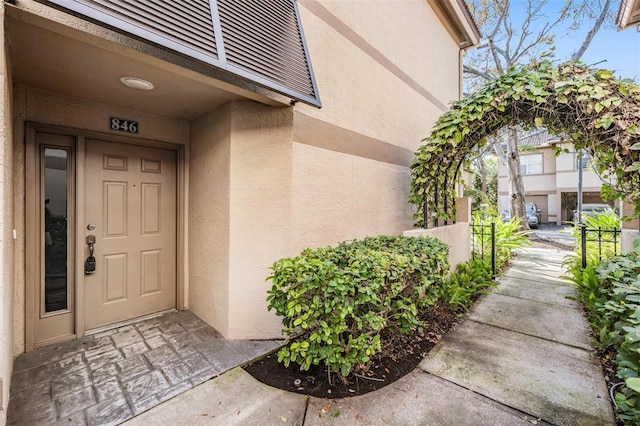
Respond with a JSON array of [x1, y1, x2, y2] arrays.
[[245, 241, 617, 410], [528, 234, 575, 251], [243, 302, 460, 399]]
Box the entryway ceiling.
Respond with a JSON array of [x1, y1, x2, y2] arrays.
[[7, 13, 267, 120]]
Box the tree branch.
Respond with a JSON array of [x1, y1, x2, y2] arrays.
[[571, 0, 611, 61], [463, 65, 494, 82], [510, 0, 572, 65], [487, 0, 508, 74]]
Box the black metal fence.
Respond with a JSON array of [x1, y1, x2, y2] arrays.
[[470, 222, 496, 279], [579, 224, 621, 269]]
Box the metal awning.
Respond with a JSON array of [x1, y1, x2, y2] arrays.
[[46, 0, 321, 107]]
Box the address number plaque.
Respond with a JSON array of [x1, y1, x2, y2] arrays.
[[109, 117, 138, 134]]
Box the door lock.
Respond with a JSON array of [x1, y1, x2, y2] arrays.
[[85, 235, 96, 275]]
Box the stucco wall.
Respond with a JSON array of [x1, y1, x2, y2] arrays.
[[290, 143, 413, 252], [285, 0, 461, 250], [621, 229, 640, 253], [623, 202, 640, 231], [541, 147, 556, 174], [519, 174, 556, 193], [189, 104, 232, 335], [403, 223, 471, 270], [1, 0, 14, 416], [555, 170, 603, 191], [12, 86, 189, 354], [216, 1, 466, 339], [556, 145, 576, 171], [226, 101, 294, 339], [295, 0, 459, 153]]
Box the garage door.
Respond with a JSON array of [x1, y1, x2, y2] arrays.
[[526, 195, 548, 223]]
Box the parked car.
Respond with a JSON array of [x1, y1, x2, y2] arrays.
[[572, 203, 614, 223], [500, 203, 541, 228], [525, 203, 541, 229]]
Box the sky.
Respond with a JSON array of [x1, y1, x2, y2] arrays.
[[508, 0, 640, 82], [554, 17, 639, 82]]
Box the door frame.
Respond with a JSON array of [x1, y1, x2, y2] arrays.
[[25, 122, 186, 351]]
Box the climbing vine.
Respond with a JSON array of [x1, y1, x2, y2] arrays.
[[410, 61, 640, 227]]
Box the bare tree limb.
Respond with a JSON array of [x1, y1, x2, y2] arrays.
[[493, 139, 508, 165], [463, 65, 494, 82], [488, 0, 508, 74], [571, 0, 611, 61], [511, 1, 571, 65]]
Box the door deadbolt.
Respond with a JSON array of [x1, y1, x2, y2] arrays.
[[87, 224, 96, 231]]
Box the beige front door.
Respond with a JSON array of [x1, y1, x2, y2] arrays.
[[84, 139, 177, 330]]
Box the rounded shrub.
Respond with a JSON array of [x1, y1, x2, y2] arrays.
[[266, 235, 449, 379]]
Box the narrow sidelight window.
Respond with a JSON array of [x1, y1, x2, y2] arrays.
[[43, 147, 70, 313]]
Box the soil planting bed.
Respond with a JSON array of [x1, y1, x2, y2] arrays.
[[244, 302, 459, 399]]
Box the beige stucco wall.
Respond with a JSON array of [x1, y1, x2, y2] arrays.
[[456, 197, 471, 223], [195, 94, 448, 338], [283, 0, 461, 249], [188, 104, 232, 335], [12, 86, 189, 354], [621, 229, 640, 253], [1, 0, 14, 416], [403, 223, 471, 270], [226, 101, 294, 339], [295, 0, 459, 153], [555, 170, 603, 191], [555, 145, 576, 171], [207, 1, 466, 338], [541, 147, 556, 174], [520, 174, 556, 193], [189, 99, 296, 340], [623, 202, 640, 231], [290, 143, 414, 252]]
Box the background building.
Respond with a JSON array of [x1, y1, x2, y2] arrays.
[[497, 130, 616, 225]]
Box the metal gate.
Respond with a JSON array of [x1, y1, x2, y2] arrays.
[[470, 222, 496, 278], [579, 224, 621, 269]]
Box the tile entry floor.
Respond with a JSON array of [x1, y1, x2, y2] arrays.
[[7, 310, 282, 425]]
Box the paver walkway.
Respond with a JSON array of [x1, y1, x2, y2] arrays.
[[7, 310, 281, 425], [129, 248, 616, 425]]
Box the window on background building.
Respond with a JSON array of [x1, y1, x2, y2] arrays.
[[520, 154, 543, 175], [576, 152, 591, 169]]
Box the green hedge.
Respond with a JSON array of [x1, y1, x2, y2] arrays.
[[266, 235, 449, 377], [596, 245, 640, 424], [567, 240, 640, 424]]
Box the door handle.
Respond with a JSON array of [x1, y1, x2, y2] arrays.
[[85, 235, 96, 275]]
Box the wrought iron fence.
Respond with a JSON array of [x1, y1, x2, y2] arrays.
[[579, 224, 621, 269], [470, 222, 496, 279]]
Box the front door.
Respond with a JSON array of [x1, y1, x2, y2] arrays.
[[84, 139, 176, 330]]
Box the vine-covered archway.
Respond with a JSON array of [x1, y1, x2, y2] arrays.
[[410, 61, 640, 227]]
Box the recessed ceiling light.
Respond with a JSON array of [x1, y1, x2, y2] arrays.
[[120, 77, 154, 90]]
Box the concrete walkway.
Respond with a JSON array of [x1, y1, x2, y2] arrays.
[[127, 248, 616, 425]]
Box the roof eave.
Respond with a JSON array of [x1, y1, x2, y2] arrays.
[[430, 0, 481, 50], [617, 0, 640, 31]]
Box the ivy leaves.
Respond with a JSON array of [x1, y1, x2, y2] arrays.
[[411, 61, 640, 226]]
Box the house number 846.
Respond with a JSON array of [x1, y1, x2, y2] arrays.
[[109, 117, 138, 134]]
